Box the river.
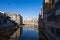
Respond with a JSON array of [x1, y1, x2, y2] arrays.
[[18, 28, 39, 40]]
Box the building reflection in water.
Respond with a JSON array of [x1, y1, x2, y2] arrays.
[[19, 24, 39, 40]]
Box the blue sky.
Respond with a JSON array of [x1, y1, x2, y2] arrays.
[[0, 0, 43, 19]]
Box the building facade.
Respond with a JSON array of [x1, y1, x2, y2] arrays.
[[5, 12, 23, 25], [23, 18, 38, 25], [0, 12, 7, 25], [38, 0, 60, 40], [0, 11, 23, 40]]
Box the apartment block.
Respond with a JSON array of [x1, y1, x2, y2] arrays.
[[38, 0, 60, 40]]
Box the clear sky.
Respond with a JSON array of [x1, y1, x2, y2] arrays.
[[0, 0, 43, 19]]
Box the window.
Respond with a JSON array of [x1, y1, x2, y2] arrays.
[[55, 15, 60, 23], [43, 27, 45, 30], [56, 28, 60, 37], [47, 13, 55, 21], [55, 0, 58, 3], [4, 19, 7, 23], [0, 21, 1, 25], [1, 16, 3, 18], [31, 20, 34, 23], [51, 27, 54, 33], [52, 0, 55, 5], [47, 25, 50, 31], [55, 2, 60, 10]]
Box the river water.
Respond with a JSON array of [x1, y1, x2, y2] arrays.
[[18, 28, 39, 40]]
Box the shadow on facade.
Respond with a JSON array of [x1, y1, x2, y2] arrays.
[[0, 12, 23, 40]]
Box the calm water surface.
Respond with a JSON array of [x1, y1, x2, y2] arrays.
[[19, 28, 39, 40]]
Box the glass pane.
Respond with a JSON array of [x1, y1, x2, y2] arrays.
[[56, 29, 60, 37]]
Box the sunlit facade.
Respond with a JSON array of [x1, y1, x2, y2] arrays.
[[23, 18, 38, 25]]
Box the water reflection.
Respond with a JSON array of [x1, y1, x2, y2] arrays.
[[23, 24, 38, 32], [19, 24, 39, 40]]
